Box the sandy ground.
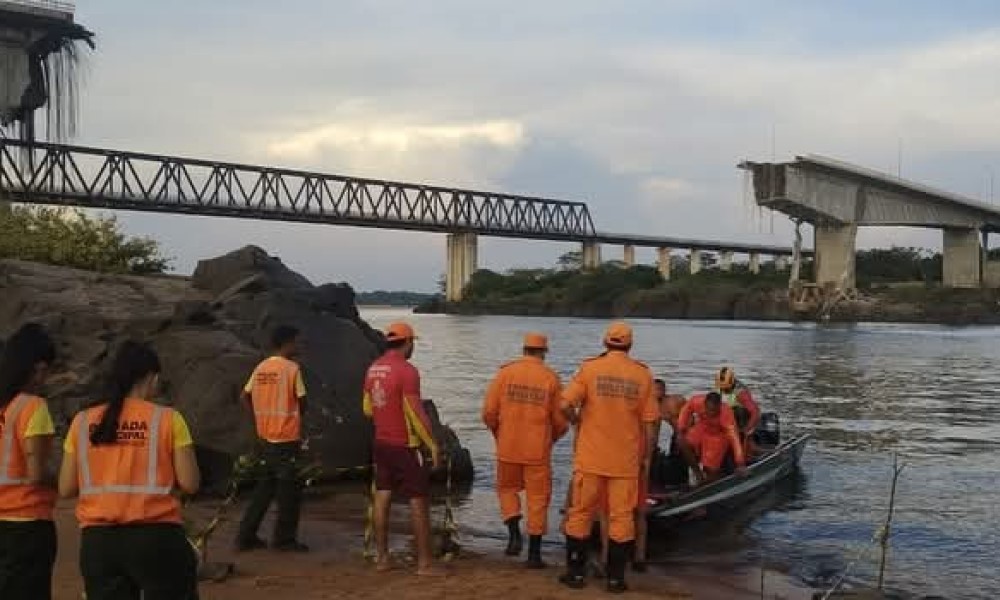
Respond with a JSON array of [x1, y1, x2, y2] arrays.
[[50, 490, 815, 600]]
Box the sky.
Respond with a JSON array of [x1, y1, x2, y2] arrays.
[[57, 0, 1000, 291]]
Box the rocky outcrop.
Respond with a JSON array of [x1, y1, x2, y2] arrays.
[[0, 246, 473, 491]]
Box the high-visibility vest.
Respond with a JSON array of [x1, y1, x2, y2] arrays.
[[721, 384, 748, 408], [0, 394, 56, 520], [75, 400, 181, 527], [250, 357, 302, 442]]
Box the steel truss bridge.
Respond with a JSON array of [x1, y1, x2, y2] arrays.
[[0, 138, 806, 256]]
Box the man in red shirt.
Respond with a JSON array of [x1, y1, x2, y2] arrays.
[[363, 322, 446, 577]]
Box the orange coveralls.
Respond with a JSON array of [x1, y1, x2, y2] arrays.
[[678, 394, 746, 471], [562, 351, 658, 543], [483, 355, 567, 536]]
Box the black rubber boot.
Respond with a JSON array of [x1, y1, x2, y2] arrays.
[[504, 517, 523, 556], [558, 536, 588, 589], [606, 541, 629, 594], [525, 535, 545, 569]]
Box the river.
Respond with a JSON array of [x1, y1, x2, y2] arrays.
[[360, 308, 999, 599]]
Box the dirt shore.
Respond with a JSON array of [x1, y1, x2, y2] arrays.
[[50, 490, 814, 600]]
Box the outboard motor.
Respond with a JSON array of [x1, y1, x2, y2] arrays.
[[753, 412, 781, 447]]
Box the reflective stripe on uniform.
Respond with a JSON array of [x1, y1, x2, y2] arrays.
[[0, 395, 30, 486], [78, 405, 172, 496]]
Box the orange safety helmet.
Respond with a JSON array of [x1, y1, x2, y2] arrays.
[[715, 366, 736, 392]]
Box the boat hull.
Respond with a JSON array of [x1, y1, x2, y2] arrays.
[[646, 433, 810, 522]]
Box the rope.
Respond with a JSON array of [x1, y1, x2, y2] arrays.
[[816, 529, 881, 600]]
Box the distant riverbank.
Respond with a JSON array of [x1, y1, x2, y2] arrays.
[[416, 268, 1000, 325]]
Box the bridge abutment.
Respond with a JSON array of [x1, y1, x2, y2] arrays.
[[657, 248, 672, 280], [720, 251, 734, 271], [689, 249, 703, 274], [942, 228, 981, 288], [623, 244, 635, 268], [814, 223, 857, 289], [445, 232, 478, 302], [582, 241, 602, 270]]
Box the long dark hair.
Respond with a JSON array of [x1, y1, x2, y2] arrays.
[[0, 323, 56, 411], [90, 340, 161, 446]]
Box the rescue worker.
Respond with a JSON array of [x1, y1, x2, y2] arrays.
[[677, 391, 746, 483], [58, 340, 201, 600], [482, 332, 567, 568], [236, 325, 310, 552], [715, 367, 760, 450], [559, 321, 658, 593], [363, 322, 446, 577], [0, 324, 57, 600]]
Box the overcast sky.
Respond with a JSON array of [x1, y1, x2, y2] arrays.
[[66, 0, 1000, 291]]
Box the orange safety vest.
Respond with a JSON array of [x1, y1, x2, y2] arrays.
[[0, 394, 56, 520], [250, 357, 302, 443], [75, 400, 181, 527]]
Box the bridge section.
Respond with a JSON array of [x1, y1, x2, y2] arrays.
[[0, 139, 806, 300], [740, 154, 1000, 289]]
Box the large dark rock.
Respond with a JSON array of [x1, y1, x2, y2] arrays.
[[191, 245, 312, 295], [0, 247, 472, 493]]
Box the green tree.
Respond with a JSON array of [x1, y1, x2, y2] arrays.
[[0, 205, 170, 274], [556, 250, 582, 271]]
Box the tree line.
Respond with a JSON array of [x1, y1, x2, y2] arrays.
[[0, 204, 170, 274]]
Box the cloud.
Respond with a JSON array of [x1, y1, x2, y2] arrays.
[[257, 118, 526, 186], [62, 2, 1000, 289]]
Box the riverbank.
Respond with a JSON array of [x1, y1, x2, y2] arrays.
[[50, 488, 813, 600], [416, 270, 1000, 325]]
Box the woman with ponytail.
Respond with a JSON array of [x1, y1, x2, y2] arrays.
[[58, 340, 201, 600], [0, 323, 58, 600]]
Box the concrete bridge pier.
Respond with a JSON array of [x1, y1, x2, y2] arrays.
[[748, 252, 761, 274], [445, 232, 478, 302], [582, 241, 602, 270], [775, 256, 789, 271], [943, 228, 981, 288], [623, 244, 636, 268], [720, 251, 734, 271], [814, 223, 857, 289], [690, 249, 703, 274], [657, 248, 672, 280]]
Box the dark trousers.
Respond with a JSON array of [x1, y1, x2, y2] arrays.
[[237, 441, 303, 545], [80, 523, 198, 600], [0, 519, 57, 600]]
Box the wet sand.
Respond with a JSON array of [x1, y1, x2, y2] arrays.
[[50, 489, 814, 600]]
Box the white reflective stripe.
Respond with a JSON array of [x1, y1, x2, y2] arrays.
[[0, 395, 30, 486], [79, 404, 172, 496]]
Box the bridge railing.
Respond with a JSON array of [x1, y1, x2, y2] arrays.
[[0, 139, 596, 239]]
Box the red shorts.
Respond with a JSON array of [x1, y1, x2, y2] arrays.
[[374, 443, 429, 499], [685, 423, 731, 471]]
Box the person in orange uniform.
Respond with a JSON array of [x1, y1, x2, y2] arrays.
[[482, 332, 567, 568], [0, 324, 58, 600], [363, 322, 446, 577], [677, 391, 746, 482], [58, 341, 201, 600], [715, 367, 760, 454], [236, 325, 310, 552], [559, 322, 658, 594]]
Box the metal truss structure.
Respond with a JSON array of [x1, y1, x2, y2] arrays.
[[0, 139, 597, 240]]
